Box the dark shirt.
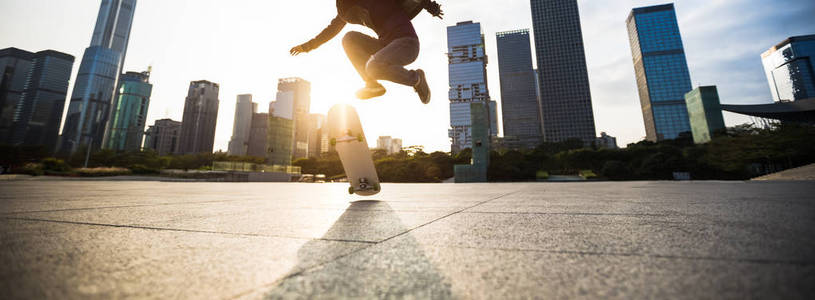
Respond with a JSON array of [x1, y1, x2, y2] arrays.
[[304, 0, 418, 50]]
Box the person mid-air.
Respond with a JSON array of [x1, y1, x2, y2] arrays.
[[290, 0, 443, 104]]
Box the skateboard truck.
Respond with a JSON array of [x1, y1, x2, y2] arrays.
[[348, 178, 381, 194]]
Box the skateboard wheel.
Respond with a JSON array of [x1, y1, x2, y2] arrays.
[[357, 134, 364, 142], [330, 138, 337, 146], [348, 186, 355, 194]]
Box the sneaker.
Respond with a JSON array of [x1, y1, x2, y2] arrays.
[[355, 82, 386, 100], [414, 69, 430, 104]]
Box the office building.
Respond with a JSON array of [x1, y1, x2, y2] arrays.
[[307, 113, 326, 158], [447, 21, 498, 153], [246, 113, 269, 158], [376, 136, 404, 154], [267, 97, 295, 166], [144, 118, 181, 155], [228, 94, 257, 156], [60, 0, 137, 154], [496, 29, 543, 149], [685, 86, 725, 144], [0, 48, 34, 144], [530, 0, 597, 143], [103, 70, 152, 152], [761, 35, 815, 102], [178, 80, 220, 154], [277, 78, 311, 159], [627, 3, 693, 141], [596, 132, 618, 149], [1, 48, 74, 150]]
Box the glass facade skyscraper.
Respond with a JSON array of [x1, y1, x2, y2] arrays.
[[627, 3, 693, 141], [0, 48, 34, 144], [277, 78, 311, 159], [103, 70, 152, 152], [179, 80, 220, 154], [228, 94, 257, 156], [60, 0, 137, 154], [761, 35, 815, 102], [496, 29, 543, 149], [530, 0, 597, 143], [11, 50, 75, 151], [447, 21, 497, 153]]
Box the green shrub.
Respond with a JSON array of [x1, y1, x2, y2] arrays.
[[18, 163, 44, 176], [130, 164, 159, 175], [75, 167, 132, 177], [41, 158, 72, 173]]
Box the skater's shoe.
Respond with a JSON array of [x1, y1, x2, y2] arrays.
[[414, 69, 431, 104], [355, 82, 386, 100]]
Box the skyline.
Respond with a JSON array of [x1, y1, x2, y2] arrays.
[[1, 0, 814, 152]]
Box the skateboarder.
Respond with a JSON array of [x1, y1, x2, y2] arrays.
[[289, 0, 443, 104]]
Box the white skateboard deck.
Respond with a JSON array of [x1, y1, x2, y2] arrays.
[[327, 104, 381, 196]]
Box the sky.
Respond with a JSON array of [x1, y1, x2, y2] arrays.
[[1, 0, 814, 152]]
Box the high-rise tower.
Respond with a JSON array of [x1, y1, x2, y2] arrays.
[[447, 21, 497, 154], [496, 29, 543, 149], [277, 78, 311, 159], [227, 94, 257, 156], [530, 0, 597, 143], [178, 80, 220, 154], [60, 0, 137, 154], [627, 3, 693, 141]]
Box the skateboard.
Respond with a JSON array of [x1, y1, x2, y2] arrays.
[[327, 104, 381, 196]]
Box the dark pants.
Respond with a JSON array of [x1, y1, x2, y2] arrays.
[[342, 31, 420, 86]]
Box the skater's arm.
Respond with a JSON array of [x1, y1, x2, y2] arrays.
[[290, 16, 346, 55]]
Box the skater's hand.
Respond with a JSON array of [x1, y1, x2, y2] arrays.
[[290, 44, 309, 56]]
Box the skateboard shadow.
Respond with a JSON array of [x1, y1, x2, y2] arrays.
[[263, 200, 452, 298]]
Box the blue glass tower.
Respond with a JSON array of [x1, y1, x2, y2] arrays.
[[761, 35, 815, 102], [627, 3, 693, 141], [447, 21, 497, 154], [496, 29, 543, 149], [60, 0, 137, 154]]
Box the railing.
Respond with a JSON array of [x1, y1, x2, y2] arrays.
[[212, 161, 301, 175]]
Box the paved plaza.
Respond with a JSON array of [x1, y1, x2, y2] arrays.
[[1, 180, 814, 299]]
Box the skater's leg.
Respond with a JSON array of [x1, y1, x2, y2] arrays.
[[365, 37, 420, 86], [342, 32, 384, 81], [366, 37, 430, 103]]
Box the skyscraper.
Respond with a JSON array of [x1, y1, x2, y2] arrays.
[[530, 0, 597, 143], [227, 94, 257, 156], [144, 118, 181, 155], [496, 29, 543, 149], [178, 80, 220, 154], [447, 21, 497, 153], [307, 113, 326, 158], [0, 48, 34, 144], [103, 70, 152, 152], [277, 78, 311, 159], [60, 0, 137, 154], [267, 96, 295, 166], [246, 112, 269, 158], [627, 3, 693, 141], [761, 35, 815, 102], [9, 50, 74, 151]]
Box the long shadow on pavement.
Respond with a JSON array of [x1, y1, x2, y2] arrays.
[[263, 200, 452, 298]]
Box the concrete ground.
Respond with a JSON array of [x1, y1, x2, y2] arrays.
[[1, 181, 813, 299]]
